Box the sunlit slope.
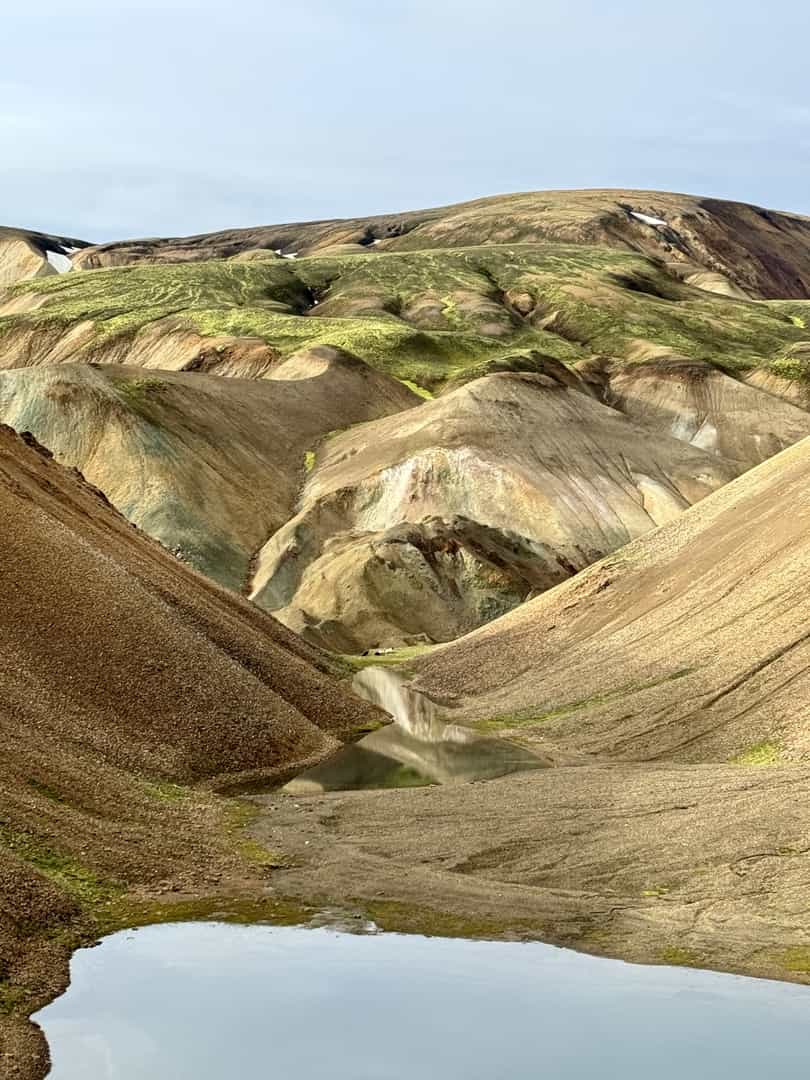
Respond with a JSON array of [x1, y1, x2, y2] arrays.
[[72, 188, 810, 300], [251, 369, 739, 650], [0, 352, 417, 588], [413, 434, 810, 763], [1, 243, 808, 391]]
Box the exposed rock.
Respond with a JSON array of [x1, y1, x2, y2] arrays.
[[0, 352, 418, 590], [605, 356, 810, 468], [0, 226, 88, 286], [413, 434, 810, 764], [250, 371, 739, 650]]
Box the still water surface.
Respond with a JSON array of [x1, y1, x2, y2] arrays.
[[284, 665, 545, 792], [36, 922, 810, 1079]]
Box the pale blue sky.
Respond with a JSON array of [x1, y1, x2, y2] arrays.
[[4, 0, 809, 240]]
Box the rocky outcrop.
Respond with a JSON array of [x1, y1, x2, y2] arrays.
[[0, 226, 88, 285], [250, 371, 739, 650], [0, 351, 418, 590], [603, 356, 810, 468]]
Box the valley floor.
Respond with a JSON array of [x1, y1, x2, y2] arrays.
[[252, 761, 810, 984]]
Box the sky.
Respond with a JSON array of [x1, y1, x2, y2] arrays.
[[4, 0, 810, 241]]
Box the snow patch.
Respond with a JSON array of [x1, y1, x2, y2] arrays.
[[690, 418, 718, 453], [630, 211, 667, 227], [45, 250, 73, 273]]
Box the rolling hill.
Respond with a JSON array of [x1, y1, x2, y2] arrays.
[[3, 189, 810, 647], [251, 367, 741, 650], [412, 434, 810, 764], [70, 189, 810, 300], [0, 351, 417, 589]]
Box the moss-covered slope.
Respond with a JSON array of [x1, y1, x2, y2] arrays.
[[1, 244, 808, 391]]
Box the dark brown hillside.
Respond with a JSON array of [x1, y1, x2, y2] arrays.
[[0, 424, 383, 1078]]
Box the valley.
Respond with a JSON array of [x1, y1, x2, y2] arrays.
[[4, 187, 810, 1078]]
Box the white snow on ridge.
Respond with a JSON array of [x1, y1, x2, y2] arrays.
[[630, 211, 667, 227], [46, 250, 73, 273]]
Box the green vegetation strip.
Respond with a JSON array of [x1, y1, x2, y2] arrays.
[[730, 741, 781, 766], [474, 668, 694, 732]]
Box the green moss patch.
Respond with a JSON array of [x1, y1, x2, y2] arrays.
[[340, 644, 436, 671], [361, 898, 544, 941], [0, 826, 123, 907], [776, 947, 810, 974], [4, 244, 804, 391], [399, 378, 433, 399], [474, 668, 694, 733], [659, 946, 704, 968], [730, 741, 782, 766]]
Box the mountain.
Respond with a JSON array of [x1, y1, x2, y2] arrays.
[[251, 366, 740, 650], [6, 186, 810, 1070], [0, 351, 416, 589], [257, 434, 810, 988], [2, 189, 810, 647], [411, 434, 810, 764], [70, 189, 810, 300], [1, 239, 807, 394]]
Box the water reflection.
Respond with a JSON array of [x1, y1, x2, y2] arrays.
[[36, 922, 810, 1080], [285, 665, 545, 792]]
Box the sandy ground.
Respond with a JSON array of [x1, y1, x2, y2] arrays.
[[253, 761, 810, 984]]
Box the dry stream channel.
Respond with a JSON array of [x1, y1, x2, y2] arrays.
[[34, 668, 810, 1077]]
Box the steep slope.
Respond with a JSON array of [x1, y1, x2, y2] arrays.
[[72, 189, 810, 299], [0, 421, 383, 786], [0, 423, 384, 1078], [412, 434, 810, 764], [0, 227, 88, 286], [250, 369, 739, 651], [253, 434, 810, 988], [0, 352, 417, 589], [597, 355, 810, 469]]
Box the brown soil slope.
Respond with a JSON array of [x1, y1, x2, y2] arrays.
[[0, 423, 382, 787], [0, 352, 417, 590], [251, 368, 739, 651], [73, 189, 810, 299], [412, 434, 810, 764], [0, 423, 384, 1077]]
